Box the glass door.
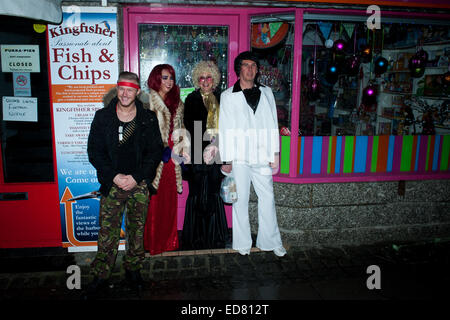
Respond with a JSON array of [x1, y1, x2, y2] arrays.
[[124, 8, 240, 91], [124, 7, 240, 235], [0, 16, 60, 248], [138, 24, 230, 99]]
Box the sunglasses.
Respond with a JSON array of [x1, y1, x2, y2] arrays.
[[199, 76, 213, 82]]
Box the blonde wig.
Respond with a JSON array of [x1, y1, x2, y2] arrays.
[[192, 61, 221, 89]]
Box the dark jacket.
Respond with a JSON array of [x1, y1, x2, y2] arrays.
[[183, 89, 222, 182], [183, 88, 221, 154], [87, 94, 163, 196]]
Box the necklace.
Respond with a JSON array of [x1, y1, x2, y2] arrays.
[[116, 104, 136, 142], [116, 104, 136, 122]]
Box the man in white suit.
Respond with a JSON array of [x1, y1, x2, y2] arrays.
[[219, 51, 286, 257]]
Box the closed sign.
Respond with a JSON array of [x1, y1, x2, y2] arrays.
[[1, 45, 40, 73]]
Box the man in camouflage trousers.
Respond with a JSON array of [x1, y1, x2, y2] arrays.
[[86, 71, 163, 295], [91, 183, 149, 279]]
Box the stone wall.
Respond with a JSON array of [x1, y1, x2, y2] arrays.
[[248, 179, 450, 247]]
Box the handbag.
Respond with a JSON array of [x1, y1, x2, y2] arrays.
[[220, 175, 238, 204]]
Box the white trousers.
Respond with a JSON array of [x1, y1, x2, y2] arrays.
[[231, 163, 283, 251]]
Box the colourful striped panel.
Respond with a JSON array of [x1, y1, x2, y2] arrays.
[[376, 135, 390, 172], [321, 137, 329, 174], [426, 135, 435, 171], [296, 134, 449, 176], [410, 136, 419, 171], [297, 136, 302, 174], [335, 136, 342, 174], [432, 135, 440, 171], [418, 135, 428, 172], [280, 136, 290, 174], [311, 136, 322, 174], [343, 136, 355, 173], [392, 135, 402, 172], [299, 137, 304, 174], [371, 136, 379, 173], [387, 136, 395, 172], [414, 136, 421, 171], [441, 135, 450, 171], [303, 137, 313, 175], [327, 137, 333, 174], [366, 136, 373, 173], [400, 135, 414, 172], [327, 136, 336, 174], [354, 136, 368, 173]]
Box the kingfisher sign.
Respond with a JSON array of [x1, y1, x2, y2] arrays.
[[48, 22, 116, 38], [48, 6, 119, 251]]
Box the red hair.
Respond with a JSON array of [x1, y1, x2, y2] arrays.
[[147, 64, 180, 116]]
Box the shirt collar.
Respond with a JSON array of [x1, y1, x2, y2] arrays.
[[232, 80, 264, 93]]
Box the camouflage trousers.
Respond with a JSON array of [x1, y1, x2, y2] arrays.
[[91, 181, 149, 279]]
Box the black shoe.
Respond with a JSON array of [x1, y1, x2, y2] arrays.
[[82, 277, 112, 300], [125, 269, 145, 291]]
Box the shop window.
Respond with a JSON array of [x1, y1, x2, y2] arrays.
[[300, 18, 450, 136], [0, 17, 54, 182], [138, 24, 229, 97], [250, 14, 295, 131]]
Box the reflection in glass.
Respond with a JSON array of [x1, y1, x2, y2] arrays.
[[250, 17, 295, 131], [0, 17, 54, 182], [139, 24, 228, 99], [301, 20, 450, 136]]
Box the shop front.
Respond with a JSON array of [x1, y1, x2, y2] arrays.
[[124, 4, 450, 234], [124, 5, 450, 183], [0, 0, 449, 249]]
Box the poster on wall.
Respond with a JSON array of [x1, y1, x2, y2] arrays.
[[48, 6, 118, 251]]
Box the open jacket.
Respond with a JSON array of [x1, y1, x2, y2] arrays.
[[87, 88, 163, 196], [144, 89, 185, 194], [219, 82, 280, 165], [183, 88, 221, 154]]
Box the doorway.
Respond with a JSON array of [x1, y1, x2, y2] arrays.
[[0, 16, 60, 248]]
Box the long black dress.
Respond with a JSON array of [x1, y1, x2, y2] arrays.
[[181, 89, 229, 250]]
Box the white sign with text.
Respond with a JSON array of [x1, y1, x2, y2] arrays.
[[1, 45, 40, 73], [2, 96, 38, 122]]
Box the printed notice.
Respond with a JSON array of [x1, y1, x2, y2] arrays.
[[13, 72, 32, 97], [2, 96, 38, 122], [1, 45, 40, 73]]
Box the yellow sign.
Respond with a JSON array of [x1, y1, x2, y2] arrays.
[[33, 24, 47, 33]]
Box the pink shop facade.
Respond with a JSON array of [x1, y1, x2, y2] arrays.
[[0, 1, 449, 249], [122, 4, 450, 230]]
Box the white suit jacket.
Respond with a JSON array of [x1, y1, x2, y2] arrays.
[[219, 82, 280, 165]]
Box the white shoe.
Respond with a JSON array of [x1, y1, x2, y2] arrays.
[[273, 247, 287, 257], [237, 248, 250, 256]]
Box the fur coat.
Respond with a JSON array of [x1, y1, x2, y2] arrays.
[[144, 89, 184, 193]]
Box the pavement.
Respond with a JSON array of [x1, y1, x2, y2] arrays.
[[1, 237, 449, 308]]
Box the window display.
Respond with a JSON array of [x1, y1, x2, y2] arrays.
[[139, 24, 229, 97], [300, 20, 450, 136], [250, 16, 295, 131]]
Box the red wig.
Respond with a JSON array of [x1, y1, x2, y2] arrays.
[[147, 64, 180, 116]]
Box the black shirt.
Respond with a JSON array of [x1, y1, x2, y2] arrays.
[[117, 118, 137, 174]]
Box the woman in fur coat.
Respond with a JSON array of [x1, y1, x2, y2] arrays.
[[143, 64, 185, 255]]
